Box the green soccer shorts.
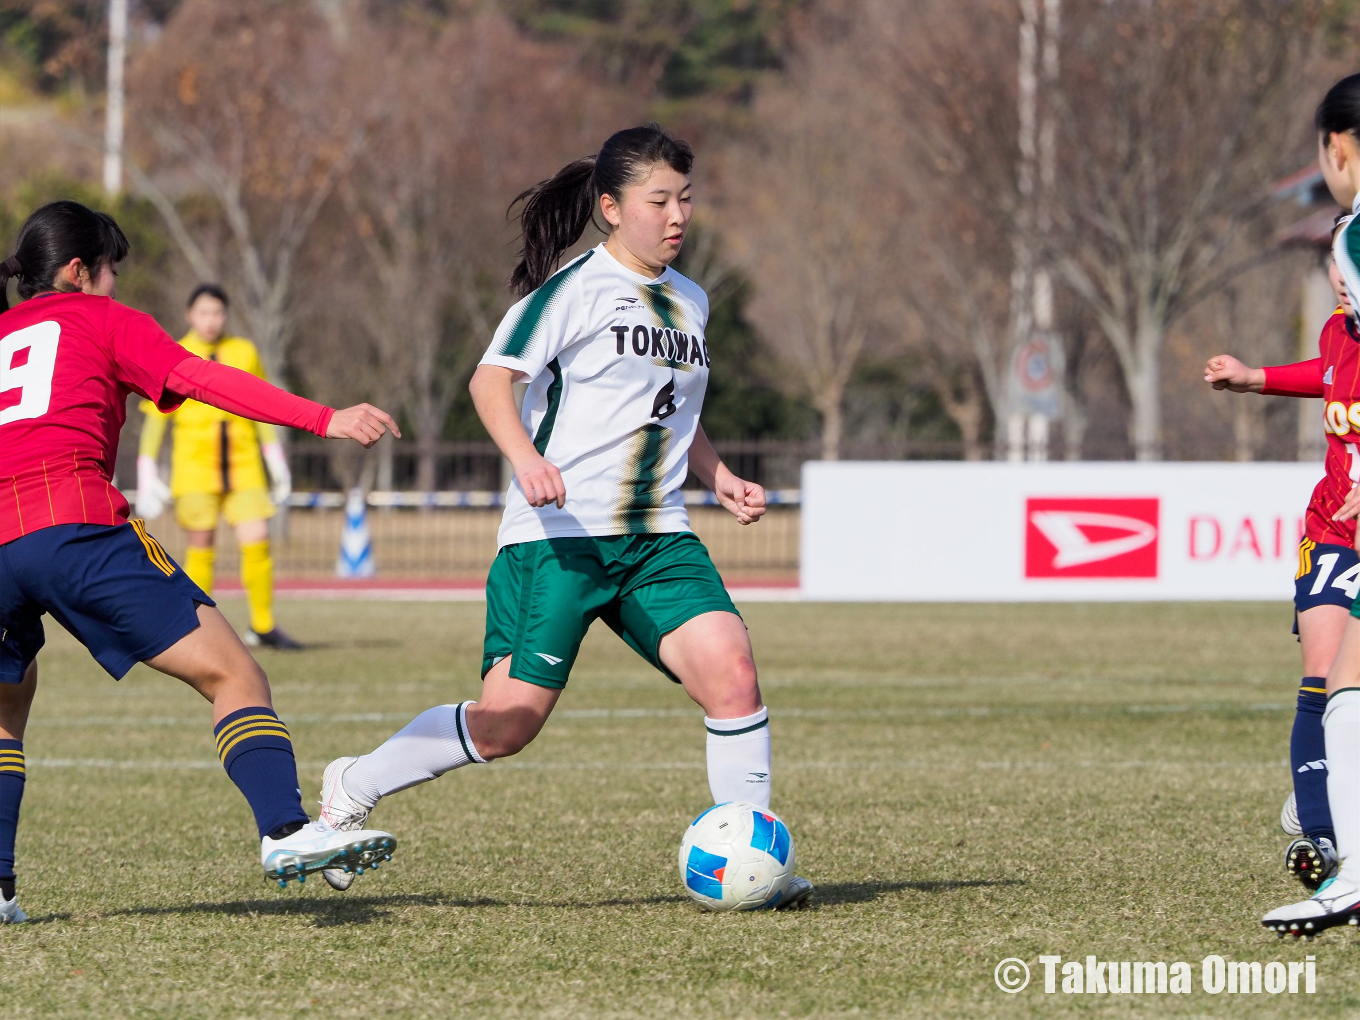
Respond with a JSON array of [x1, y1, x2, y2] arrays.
[[481, 531, 740, 689]]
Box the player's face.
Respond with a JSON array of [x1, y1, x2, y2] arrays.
[[186, 295, 227, 343], [601, 164, 693, 270], [1330, 257, 1354, 317]]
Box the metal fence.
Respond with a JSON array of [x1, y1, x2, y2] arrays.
[[140, 500, 800, 583], [286, 438, 972, 493]]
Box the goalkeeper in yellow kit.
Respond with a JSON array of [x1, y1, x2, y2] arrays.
[[136, 284, 302, 649]]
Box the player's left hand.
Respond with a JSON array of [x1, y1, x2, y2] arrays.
[[714, 467, 766, 525], [328, 404, 401, 448]]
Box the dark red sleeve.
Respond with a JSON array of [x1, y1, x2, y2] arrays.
[[167, 357, 335, 437], [1261, 359, 1325, 398], [106, 300, 197, 410]]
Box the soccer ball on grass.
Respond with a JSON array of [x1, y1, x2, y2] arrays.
[[678, 801, 795, 911]]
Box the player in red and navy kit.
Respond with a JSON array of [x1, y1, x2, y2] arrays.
[[1206, 240, 1356, 891], [0, 201, 400, 921]]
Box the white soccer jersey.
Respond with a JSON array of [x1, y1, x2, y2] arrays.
[[481, 243, 711, 548]]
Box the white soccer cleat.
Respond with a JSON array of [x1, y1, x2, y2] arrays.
[[1281, 791, 1302, 837], [317, 756, 373, 891], [777, 875, 814, 909], [260, 818, 395, 889], [0, 892, 27, 924], [1263, 874, 1360, 938]]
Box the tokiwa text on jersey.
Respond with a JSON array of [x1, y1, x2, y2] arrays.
[[610, 324, 711, 368]]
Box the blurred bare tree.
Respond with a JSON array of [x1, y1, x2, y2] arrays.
[[124, 0, 369, 381], [1053, 0, 1330, 459], [312, 9, 640, 489], [719, 21, 896, 460]]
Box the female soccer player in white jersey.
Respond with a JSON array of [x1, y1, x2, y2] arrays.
[[1262, 74, 1360, 936], [318, 125, 811, 907]]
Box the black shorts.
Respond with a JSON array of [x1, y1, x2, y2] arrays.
[[0, 521, 213, 682]]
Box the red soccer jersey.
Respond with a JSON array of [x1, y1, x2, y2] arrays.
[[0, 292, 194, 546], [1262, 309, 1360, 548]]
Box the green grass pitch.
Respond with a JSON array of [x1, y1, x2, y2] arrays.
[[3, 599, 1357, 1018]]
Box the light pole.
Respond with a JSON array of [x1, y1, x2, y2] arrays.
[[103, 0, 128, 195]]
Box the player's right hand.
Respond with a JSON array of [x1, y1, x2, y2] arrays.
[[1204, 355, 1265, 393], [1337, 482, 1360, 525], [135, 454, 171, 519], [327, 404, 401, 448], [513, 453, 566, 509]]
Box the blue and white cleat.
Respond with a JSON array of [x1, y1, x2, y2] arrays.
[[1263, 874, 1360, 939], [316, 756, 373, 892], [260, 819, 395, 889], [776, 876, 814, 909], [0, 892, 27, 924]]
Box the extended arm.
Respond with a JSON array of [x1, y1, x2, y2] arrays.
[[166, 358, 399, 447], [1205, 354, 1324, 397], [469, 364, 565, 508], [690, 423, 766, 526], [1261, 359, 1326, 398]]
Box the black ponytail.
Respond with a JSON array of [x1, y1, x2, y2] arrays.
[[1317, 74, 1360, 140], [508, 124, 694, 297], [0, 200, 130, 313]]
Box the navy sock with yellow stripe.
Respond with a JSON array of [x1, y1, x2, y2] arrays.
[[214, 707, 308, 840], [0, 739, 25, 888], [1292, 678, 1335, 844]]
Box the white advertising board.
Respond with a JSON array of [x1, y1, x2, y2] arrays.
[[800, 462, 1326, 601]]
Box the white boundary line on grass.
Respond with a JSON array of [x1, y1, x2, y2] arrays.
[[216, 587, 804, 603], [28, 757, 1289, 772], [23, 702, 1292, 730]]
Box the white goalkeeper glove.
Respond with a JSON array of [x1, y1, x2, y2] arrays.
[[261, 441, 292, 506], [135, 455, 171, 519]]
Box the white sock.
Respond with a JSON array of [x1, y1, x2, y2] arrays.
[[1325, 690, 1360, 881], [342, 701, 486, 808], [705, 707, 771, 809]]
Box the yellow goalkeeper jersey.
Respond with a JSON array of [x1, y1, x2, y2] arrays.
[[139, 330, 277, 496]]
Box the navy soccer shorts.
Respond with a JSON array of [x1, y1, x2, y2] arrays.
[[1295, 538, 1360, 619], [0, 521, 214, 683]]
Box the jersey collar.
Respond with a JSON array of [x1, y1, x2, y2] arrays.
[[594, 242, 675, 287]]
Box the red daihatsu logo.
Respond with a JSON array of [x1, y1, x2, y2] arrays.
[[1024, 498, 1160, 578]]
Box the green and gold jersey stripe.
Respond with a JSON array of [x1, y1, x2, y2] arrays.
[[613, 423, 671, 534], [533, 359, 564, 456], [640, 281, 684, 332], [496, 251, 594, 361]]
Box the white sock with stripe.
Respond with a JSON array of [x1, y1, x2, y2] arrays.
[[705, 707, 771, 809], [341, 701, 486, 808], [1325, 689, 1360, 882]]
